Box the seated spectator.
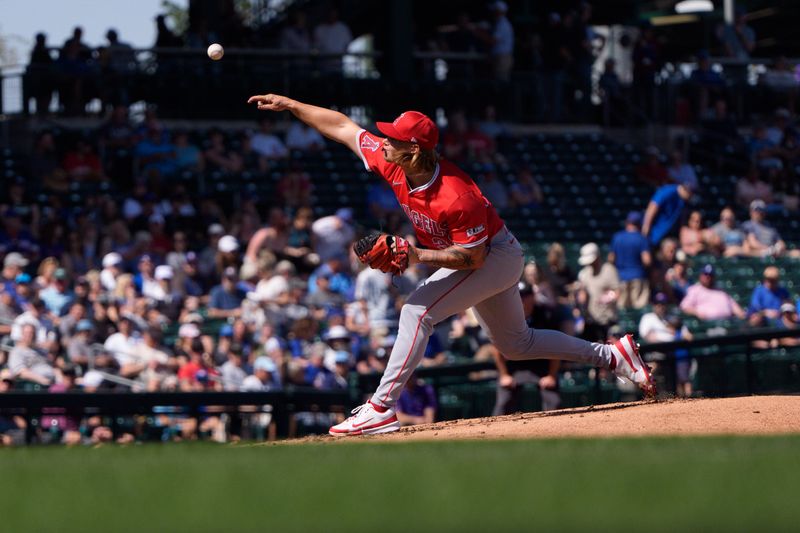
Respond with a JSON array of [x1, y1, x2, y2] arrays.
[[242, 356, 281, 391], [396, 374, 438, 426], [680, 264, 746, 321], [609, 211, 651, 309], [742, 199, 800, 258], [442, 110, 469, 162], [664, 255, 692, 303], [748, 124, 783, 171], [367, 181, 402, 220], [304, 270, 345, 314], [134, 125, 177, 177], [489, 343, 560, 415], [666, 150, 698, 190], [709, 207, 748, 257], [638, 292, 694, 396], [700, 98, 740, 145], [178, 338, 221, 391], [62, 139, 104, 181], [761, 56, 799, 113], [576, 242, 620, 342], [776, 303, 800, 347], [104, 314, 142, 376], [173, 131, 204, 173], [276, 161, 313, 208], [7, 323, 54, 386], [679, 210, 717, 256], [204, 130, 243, 174], [748, 266, 791, 328], [509, 169, 544, 209], [208, 267, 246, 319], [311, 208, 355, 262], [543, 242, 576, 308], [635, 146, 669, 187], [689, 51, 726, 116], [250, 118, 288, 160], [736, 166, 774, 209], [642, 181, 695, 247], [476, 170, 509, 211], [39, 267, 73, 315], [285, 122, 325, 152], [478, 104, 508, 140]]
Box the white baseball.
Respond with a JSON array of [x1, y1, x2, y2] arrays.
[[207, 43, 224, 61]]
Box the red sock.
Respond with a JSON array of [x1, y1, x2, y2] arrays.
[[370, 401, 388, 413]]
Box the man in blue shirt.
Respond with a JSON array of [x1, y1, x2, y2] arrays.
[[609, 212, 652, 309], [208, 267, 246, 319], [642, 180, 694, 247], [748, 266, 790, 327]]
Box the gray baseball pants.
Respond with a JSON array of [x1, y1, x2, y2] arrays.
[[371, 228, 614, 408]]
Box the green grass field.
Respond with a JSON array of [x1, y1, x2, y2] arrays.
[[2, 435, 799, 532]]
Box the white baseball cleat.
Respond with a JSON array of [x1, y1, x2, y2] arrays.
[[329, 402, 401, 436], [610, 333, 656, 397]]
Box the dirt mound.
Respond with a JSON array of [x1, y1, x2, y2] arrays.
[[294, 396, 800, 443]]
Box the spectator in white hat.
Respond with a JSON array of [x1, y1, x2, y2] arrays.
[[576, 242, 620, 342], [1, 252, 29, 291], [216, 234, 240, 278], [100, 252, 124, 291]]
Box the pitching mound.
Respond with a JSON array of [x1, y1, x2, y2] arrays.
[[292, 396, 800, 443]]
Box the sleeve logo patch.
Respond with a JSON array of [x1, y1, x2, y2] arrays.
[[361, 134, 381, 152], [466, 225, 485, 237]]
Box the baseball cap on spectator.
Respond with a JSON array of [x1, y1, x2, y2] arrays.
[[223, 266, 238, 279], [750, 199, 767, 212], [578, 242, 600, 266], [335, 208, 353, 222], [218, 235, 239, 253], [376, 111, 439, 150], [178, 323, 201, 338], [139, 254, 153, 264], [253, 356, 277, 373], [781, 303, 797, 314], [219, 324, 234, 337], [81, 370, 104, 389], [625, 211, 643, 226], [275, 260, 296, 275], [54, 268, 68, 280], [653, 292, 668, 305], [325, 325, 350, 341], [154, 265, 174, 280], [102, 252, 123, 268], [208, 223, 225, 236], [700, 264, 715, 276], [76, 319, 94, 332], [15, 273, 31, 284], [4, 252, 29, 269]]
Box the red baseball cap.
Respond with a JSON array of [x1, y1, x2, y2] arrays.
[[376, 111, 439, 150]]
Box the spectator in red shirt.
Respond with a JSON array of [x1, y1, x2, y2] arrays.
[[635, 146, 669, 187], [62, 139, 104, 181], [178, 338, 221, 391]]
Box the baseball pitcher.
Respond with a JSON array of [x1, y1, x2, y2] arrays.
[[247, 94, 655, 436]]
